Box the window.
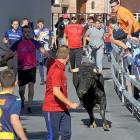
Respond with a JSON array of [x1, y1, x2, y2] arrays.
[[62, 7, 68, 14]]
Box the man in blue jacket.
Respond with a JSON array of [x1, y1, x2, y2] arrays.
[[18, 18, 34, 38]]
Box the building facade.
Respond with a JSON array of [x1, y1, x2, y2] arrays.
[[52, 0, 112, 14]]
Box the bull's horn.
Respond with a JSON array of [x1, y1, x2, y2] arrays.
[[68, 67, 79, 73], [93, 68, 102, 74], [98, 69, 102, 74], [93, 68, 97, 73]]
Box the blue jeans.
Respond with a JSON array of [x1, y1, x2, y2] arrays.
[[113, 29, 140, 40], [42, 110, 71, 140], [38, 58, 48, 80], [105, 42, 112, 56]]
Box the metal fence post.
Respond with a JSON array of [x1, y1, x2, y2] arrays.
[[123, 58, 127, 106], [113, 49, 117, 91], [130, 43, 134, 115], [121, 57, 125, 104], [116, 51, 120, 96]]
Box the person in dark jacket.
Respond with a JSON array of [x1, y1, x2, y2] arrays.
[[18, 18, 34, 38]]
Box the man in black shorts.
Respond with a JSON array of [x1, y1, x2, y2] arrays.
[[0, 25, 51, 113]]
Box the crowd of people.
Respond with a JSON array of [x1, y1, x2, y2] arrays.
[[0, 0, 140, 139]]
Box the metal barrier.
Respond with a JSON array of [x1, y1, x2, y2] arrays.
[[134, 13, 140, 22], [111, 41, 140, 116]]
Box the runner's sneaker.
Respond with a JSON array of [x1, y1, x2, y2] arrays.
[[108, 55, 111, 62], [40, 79, 45, 85], [122, 49, 131, 58], [27, 107, 32, 113]]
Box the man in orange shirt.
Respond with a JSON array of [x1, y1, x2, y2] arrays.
[[63, 14, 85, 69], [110, 0, 140, 57]]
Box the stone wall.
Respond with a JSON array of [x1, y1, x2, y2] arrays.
[[52, 0, 114, 25]]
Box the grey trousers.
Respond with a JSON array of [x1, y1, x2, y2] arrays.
[[87, 46, 103, 71], [70, 47, 83, 69]]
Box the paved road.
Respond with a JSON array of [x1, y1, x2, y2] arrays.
[[0, 55, 140, 140]]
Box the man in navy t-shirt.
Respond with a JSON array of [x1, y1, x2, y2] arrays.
[[3, 19, 22, 75], [0, 69, 27, 140]]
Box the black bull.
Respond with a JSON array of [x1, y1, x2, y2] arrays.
[[69, 62, 109, 129]]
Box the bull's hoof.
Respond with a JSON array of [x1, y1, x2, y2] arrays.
[[103, 123, 109, 129], [94, 104, 99, 108], [90, 121, 97, 128]]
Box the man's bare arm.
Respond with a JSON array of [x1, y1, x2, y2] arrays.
[[86, 35, 91, 42], [63, 33, 67, 46], [103, 33, 108, 40], [51, 36, 55, 45], [11, 114, 27, 140], [53, 87, 79, 109], [58, 29, 61, 42], [39, 47, 51, 58], [50, 36, 55, 49], [3, 37, 8, 44], [127, 18, 133, 38], [0, 51, 13, 65], [83, 34, 88, 47]]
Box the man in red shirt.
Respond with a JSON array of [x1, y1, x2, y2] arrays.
[[63, 14, 85, 69], [42, 46, 79, 140]]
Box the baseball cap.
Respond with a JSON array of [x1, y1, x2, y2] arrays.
[[63, 14, 69, 19], [71, 14, 77, 18]]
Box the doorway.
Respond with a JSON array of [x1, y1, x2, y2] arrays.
[[77, 0, 86, 22]]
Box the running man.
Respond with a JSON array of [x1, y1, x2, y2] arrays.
[[0, 25, 51, 113], [63, 14, 85, 69], [3, 19, 22, 75], [109, 0, 140, 57], [34, 18, 55, 85], [18, 18, 34, 38], [0, 69, 27, 140], [84, 19, 108, 70], [42, 46, 79, 140], [58, 14, 71, 46], [95, 14, 108, 33]]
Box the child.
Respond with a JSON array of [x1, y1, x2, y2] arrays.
[[105, 19, 113, 62], [0, 69, 27, 140]]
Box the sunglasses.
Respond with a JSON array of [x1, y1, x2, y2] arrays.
[[111, 5, 117, 9], [64, 18, 68, 19], [89, 22, 93, 23], [71, 18, 77, 20], [98, 18, 102, 19]]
